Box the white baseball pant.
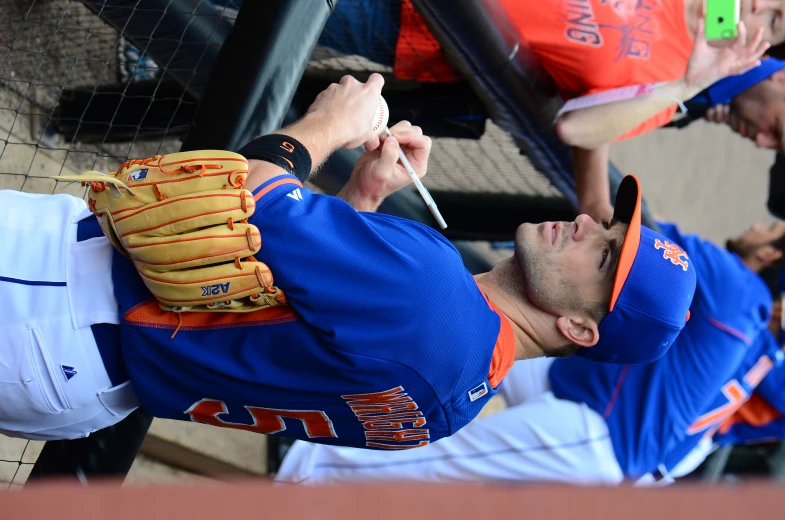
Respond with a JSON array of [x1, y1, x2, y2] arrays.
[[501, 358, 718, 485], [275, 358, 624, 486], [0, 190, 138, 440]]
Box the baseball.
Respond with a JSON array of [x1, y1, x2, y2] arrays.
[[371, 95, 389, 136]]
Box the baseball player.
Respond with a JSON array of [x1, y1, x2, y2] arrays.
[[650, 327, 785, 483], [273, 218, 785, 485], [1, 74, 695, 447]]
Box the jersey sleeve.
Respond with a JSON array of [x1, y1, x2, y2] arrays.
[[657, 221, 772, 345], [754, 358, 785, 414], [249, 174, 467, 335], [716, 390, 785, 446], [716, 416, 785, 446]]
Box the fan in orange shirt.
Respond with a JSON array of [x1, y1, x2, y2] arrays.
[[503, 0, 696, 141], [395, 0, 783, 220]]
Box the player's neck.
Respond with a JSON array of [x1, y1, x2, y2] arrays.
[[474, 272, 554, 361]]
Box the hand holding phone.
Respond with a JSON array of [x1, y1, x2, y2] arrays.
[[704, 0, 741, 40]]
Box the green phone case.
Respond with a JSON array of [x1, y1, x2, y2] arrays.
[[705, 0, 740, 40]]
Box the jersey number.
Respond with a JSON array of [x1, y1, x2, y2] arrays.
[[686, 381, 746, 435], [185, 399, 337, 438], [686, 355, 774, 436]]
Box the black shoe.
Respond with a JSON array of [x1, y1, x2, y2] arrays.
[[267, 436, 296, 476]]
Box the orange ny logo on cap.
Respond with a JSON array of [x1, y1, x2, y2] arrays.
[[654, 239, 689, 271]]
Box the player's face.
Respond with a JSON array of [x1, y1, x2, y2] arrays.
[[513, 214, 627, 317], [727, 221, 785, 256], [729, 75, 785, 151], [740, 0, 785, 45]]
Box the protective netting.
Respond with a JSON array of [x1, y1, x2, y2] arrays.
[[0, 0, 562, 199], [0, 438, 42, 490], [0, 0, 233, 487], [310, 0, 562, 198], [0, 0, 556, 486], [0, 0, 189, 197]]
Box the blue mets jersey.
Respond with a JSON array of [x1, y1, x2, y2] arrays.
[[549, 222, 771, 477], [110, 174, 514, 449], [710, 341, 785, 448], [660, 330, 783, 471]]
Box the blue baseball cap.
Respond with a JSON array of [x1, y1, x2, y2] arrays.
[[578, 175, 696, 364]]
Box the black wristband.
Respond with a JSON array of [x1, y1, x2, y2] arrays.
[[237, 134, 312, 182]]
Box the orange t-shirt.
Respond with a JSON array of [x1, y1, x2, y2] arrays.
[[394, 0, 462, 83], [500, 0, 694, 140], [394, 0, 695, 140]]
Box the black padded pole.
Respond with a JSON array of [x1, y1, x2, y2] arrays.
[[412, 0, 658, 230], [26, 408, 153, 485], [180, 0, 336, 152]]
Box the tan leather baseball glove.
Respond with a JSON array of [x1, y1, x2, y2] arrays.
[[56, 150, 287, 313]]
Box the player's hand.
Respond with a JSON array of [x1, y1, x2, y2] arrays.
[[704, 103, 730, 124], [348, 121, 432, 203], [305, 73, 385, 151], [684, 19, 769, 91]]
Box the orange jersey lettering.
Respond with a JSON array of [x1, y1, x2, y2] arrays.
[[365, 429, 431, 442], [687, 381, 746, 435], [343, 386, 431, 449], [342, 386, 412, 405], [186, 399, 337, 438], [366, 440, 430, 450]]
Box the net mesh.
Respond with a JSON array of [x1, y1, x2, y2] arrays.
[[0, 0, 188, 197], [0, 0, 561, 485]]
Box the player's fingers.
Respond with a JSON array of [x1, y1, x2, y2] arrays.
[[390, 120, 412, 132], [390, 124, 423, 138], [419, 135, 433, 158], [363, 135, 381, 152], [393, 131, 430, 150], [365, 73, 385, 94], [400, 135, 432, 176], [413, 136, 432, 178], [339, 74, 359, 86], [380, 136, 401, 168]]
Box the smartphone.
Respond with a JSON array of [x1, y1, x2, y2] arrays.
[[704, 0, 741, 40]]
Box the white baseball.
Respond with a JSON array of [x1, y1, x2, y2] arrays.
[[371, 95, 389, 136]]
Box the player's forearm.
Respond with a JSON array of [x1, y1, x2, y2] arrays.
[[555, 78, 702, 149], [336, 180, 383, 212], [245, 112, 346, 192], [574, 144, 612, 221]]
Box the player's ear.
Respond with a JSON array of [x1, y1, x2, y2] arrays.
[[755, 244, 783, 268], [555, 315, 599, 348]]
